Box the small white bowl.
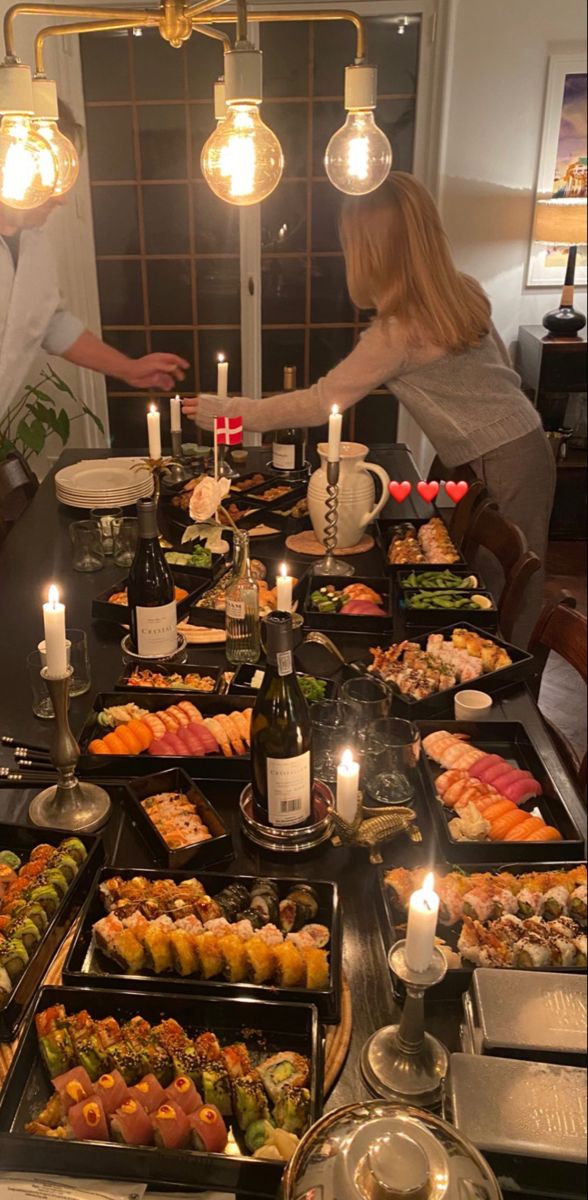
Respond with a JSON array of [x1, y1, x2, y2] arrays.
[[454, 689, 493, 721]]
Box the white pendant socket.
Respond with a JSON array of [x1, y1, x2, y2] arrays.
[[225, 46, 263, 105], [0, 61, 34, 115], [213, 78, 226, 121], [32, 77, 59, 121], [344, 63, 378, 111]]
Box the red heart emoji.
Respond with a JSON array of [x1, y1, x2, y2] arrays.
[[417, 481, 440, 503], [389, 480, 412, 502], [445, 480, 469, 503]]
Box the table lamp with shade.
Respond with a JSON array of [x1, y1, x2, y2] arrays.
[[533, 197, 587, 336]]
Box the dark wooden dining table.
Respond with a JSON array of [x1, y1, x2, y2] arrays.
[[0, 443, 585, 1200]]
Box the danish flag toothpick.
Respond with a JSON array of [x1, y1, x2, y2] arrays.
[[214, 416, 243, 446]]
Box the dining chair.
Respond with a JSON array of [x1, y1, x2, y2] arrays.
[[528, 592, 587, 798], [448, 479, 495, 549], [461, 502, 541, 642], [0, 453, 39, 530]]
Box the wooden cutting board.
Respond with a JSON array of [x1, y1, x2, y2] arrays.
[[286, 531, 375, 556]]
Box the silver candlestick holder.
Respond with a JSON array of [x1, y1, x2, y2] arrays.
[[217, 443, 239, 479], [28, 667, 111, 833], [167, 432, 193, 486], [313, 459, 355, 576], [360, 939, 449, 1109]]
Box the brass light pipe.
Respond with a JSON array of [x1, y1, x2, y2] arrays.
[[236, 0, 247, 44], [196, 7, 367, 62], [192, 22, 231, 50], [34, 17, 152, 76], [4, 3, 156, 61]]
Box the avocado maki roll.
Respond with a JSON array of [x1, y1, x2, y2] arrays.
[[59, 837, 88, 866], [25, 902, 49, 934], [28, 883, 60, 917], [0, 938, 29, 982], [274, 1084, 310, 1135], [52, 852, 79, 884], [0, 965, 12, 1002], [201, 1063, 232, 1116], [107, 1039, 145, 1085], [259, 1052, 310, 1103], [172, 1045, 206, 1089], [233, 1072, 270, 1131], [139, 1038, 173, 1086], [570, 885, 587, 925], [0, 850, 21, 870], [245, 1118, 276, 1153], [9, 916, 41, 954], [37, 1022, 76, 1079], [43, 868, 69, 899]]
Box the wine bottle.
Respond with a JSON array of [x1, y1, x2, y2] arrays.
[[272, 366, 307, 472], [225, 530, 261, 665], [128, 498, 177, 657], [251, 612, 313, 828]]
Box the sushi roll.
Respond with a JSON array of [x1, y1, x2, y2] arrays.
[[259, 1052, 309, 1103], [152, 1100, 191, 1150], [9, 917, 41, 954], [302, 947, 329, 989], [516, 887, 545, 918], [223, 1043, 252, 1080], [27, 883, 60, 917], [245, 935, 276, 984], [201, 1064, 232, 1116], [221, 933, 248, 982], [0, 938, 29, 983], [514, 935, 552, 969], [111, 931, 146, 974], [169, 928, 199, 977], [43, 867, 69, 899], [165, 1076, 202, 1114], [171, 1045, 206, 1089], [543, 885, 570, 919], [67, 1096, 109, 1142], [194, 931, 224, 980], [0, 965, 12, 1002], [232, 1072, 270, 1131], [129, 1073, 168, 1113], [111, 1098, 154, 1145], [52, 852, 79, 884], [273, 1085, 311, 1135], [189, 1104, 228, 1153], [570, 884, 587, 925], [273, 941, 305, 987], [52, 1065, 94, 1111], [574, 932, 587, 968], [107, 1039, 145, 1085], [244, 1118, 276, 1154], [25, 902, 49, 934], [35, 1008, 75, 1078], [59, 837, 88, 866], [94, 1070, 130, 1116], [143, 924, 173, 974], [194, 1031, 223, 1061]]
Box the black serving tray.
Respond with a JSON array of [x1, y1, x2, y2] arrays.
[[368, 623, 534, 718], [76, 692, 253, 780], [63, 866, 341, 1022], [115, 660, 223, 694], [229, 662, 338, 701], [378, 516, 467, 573], [190, 562, 308, 630], [121, 767, 233, 869], [91, 571, 205, 625], [237, 481, 307, 510], [379, 860, 587, 1002], [0, 824, 104, 1041], [400, 588, 498, 632], [303, 575, 394, 634], [418, 719, 586, 863], [163, 544, 228, 581], [230, 469, 282, 494], [396, 565, 486, 591], [0, 984, 322, 1198]]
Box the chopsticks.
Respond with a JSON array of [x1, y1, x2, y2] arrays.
[[1, 735, 51, 755], [1, 735, 55, 785], [0, 768, 57, 786]]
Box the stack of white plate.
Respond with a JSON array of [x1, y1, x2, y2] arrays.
[[55, 458, 154, 509]]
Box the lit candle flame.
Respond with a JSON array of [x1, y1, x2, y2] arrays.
[[280, 562, 288, 578], [422, 872, 436, 911], [341, 748, 355, 772], [217, 353, 226, 364], [149, 403, 158, 415], [48, 584, 59, 609], [331, 404, 339, 415]]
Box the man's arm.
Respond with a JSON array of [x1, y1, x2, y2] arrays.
[[61, 330, 189, 391]]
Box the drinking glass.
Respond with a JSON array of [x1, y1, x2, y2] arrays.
[[363, 717, 422, 805], [113, 516, 139, 567], [90, 506, 124, 555], [340, 676, 391, 749], [310, 699, 356, 783], [70, 519, 104, 571], [67, 628, 91, 697], [27, 649, 54, 718]]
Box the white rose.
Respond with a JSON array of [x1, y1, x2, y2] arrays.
[[188, 475, 230, 522]]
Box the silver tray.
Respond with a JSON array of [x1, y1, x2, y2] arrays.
[[240, 780, 333, 853], [470, 967, 587, 1062], [447, 1052, 587, 1164]]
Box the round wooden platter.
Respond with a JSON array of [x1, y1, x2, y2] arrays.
[[286, 530, 375, 557], [0, 939, 353, 1098]]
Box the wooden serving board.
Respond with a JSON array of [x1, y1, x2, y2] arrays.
[[286, 531, 375, 557]]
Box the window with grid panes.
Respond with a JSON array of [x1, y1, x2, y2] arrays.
[[80, 16, 420, 449]]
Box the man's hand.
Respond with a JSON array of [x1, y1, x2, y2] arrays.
[[123, 353, 189, 390]]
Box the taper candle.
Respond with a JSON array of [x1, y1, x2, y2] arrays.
[[337, 748, 360, 823], [43, 585, 68, 679], [170, 394, 181, 433], [328, 404, 342, 462], [405, 872, 439, 973], [217, 355, 229, 400], [276, 563, 293, 612], [147, 404, 161, 459]]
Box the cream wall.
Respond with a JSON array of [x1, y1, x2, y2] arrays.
[[399, 0, 587, 474]]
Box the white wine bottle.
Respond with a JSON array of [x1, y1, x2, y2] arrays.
[[225, 530, 261, 665], [251, 612, 313, 828], [272, 366, 307, 472], [127, 498, 177, 657]]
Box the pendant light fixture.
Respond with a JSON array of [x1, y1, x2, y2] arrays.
[[0, 60, 57, 209], [31, 76, 79, 196], [200, 42, 283, 206], [325, 64, 392, 195]]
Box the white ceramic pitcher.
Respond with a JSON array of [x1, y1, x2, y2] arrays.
[[308, 442, 390, 549]]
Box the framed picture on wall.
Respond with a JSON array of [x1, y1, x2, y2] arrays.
[[527, 51, 587, 287]]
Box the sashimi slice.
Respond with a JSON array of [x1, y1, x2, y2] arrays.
[[184, 723, 210, 752], [203, 717, 232, 756], [178, 701, 202, 723], [192, 723, 219, 754], [165, 732, 189, 755], [502, 778, 542, 803], [488, 768, 534, 790], [148, 737, 176, 756], [176, 728, 207, 755], [480, 762, 514, 784], [525, 825, 562, 842], [468, 754, 503, 779]]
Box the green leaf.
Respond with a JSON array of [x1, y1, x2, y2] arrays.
[[17, 418, 45, 454], [55, 408, 71, 444], [181, 521, 229, 554], [24, 386, 56, 407], [0, 437, 15, 460], [81, 404, 105, 435]]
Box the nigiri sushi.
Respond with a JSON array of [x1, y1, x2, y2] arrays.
[[111, 1098, 154, 1145], [500, 777, 543, 804]]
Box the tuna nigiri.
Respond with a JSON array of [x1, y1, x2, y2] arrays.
[[501, 778, 543, 804], [468, 754, 503, 779]]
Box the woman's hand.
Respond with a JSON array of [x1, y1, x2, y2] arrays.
[[123, 353, 189, 390], [181, 395, 200, 422]]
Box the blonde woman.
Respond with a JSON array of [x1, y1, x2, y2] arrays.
[[183, 173, 554, 644]]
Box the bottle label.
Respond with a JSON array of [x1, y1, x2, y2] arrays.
[[226, 598, 246, 620], [267, 751, 311, 827], [277, 650, 293, 677], [272, 442, 296, 471], [135, 601, 177, 657]]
